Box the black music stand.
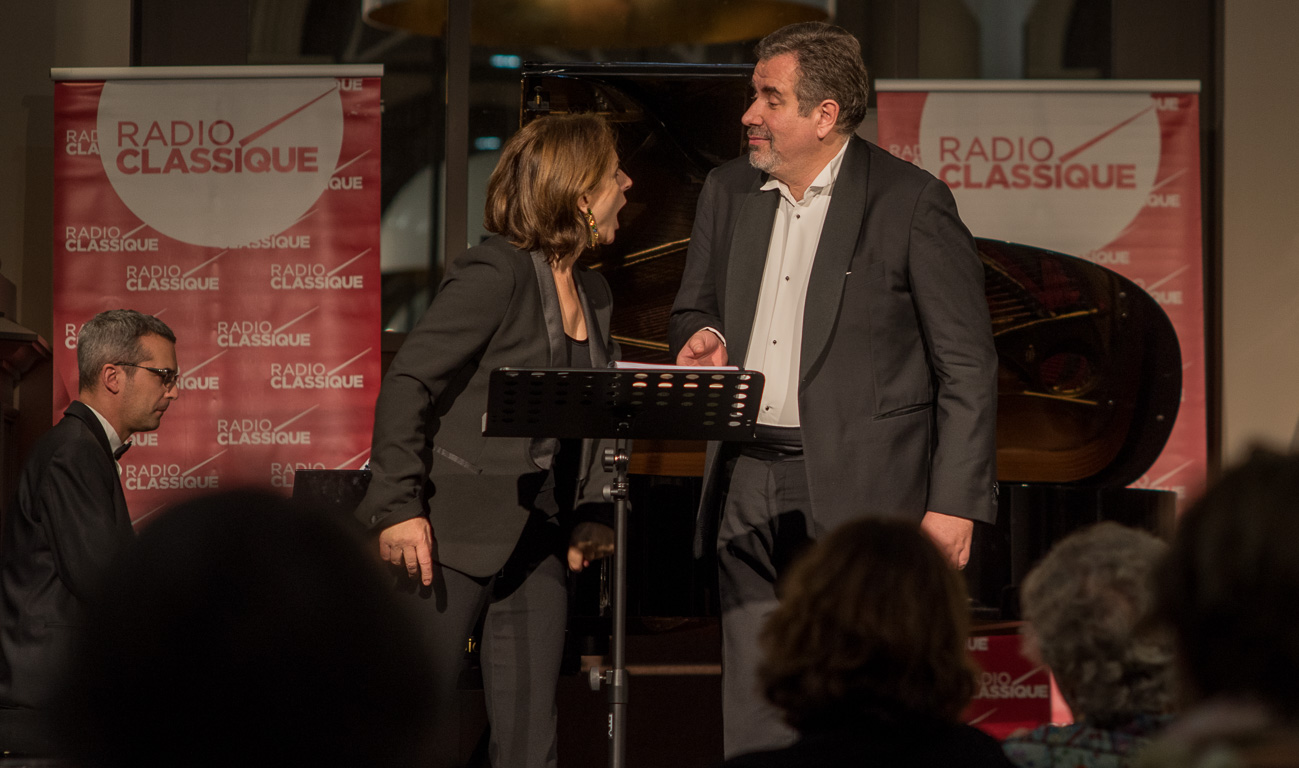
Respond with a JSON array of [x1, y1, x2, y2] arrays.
[[484, 366, 763, 768]]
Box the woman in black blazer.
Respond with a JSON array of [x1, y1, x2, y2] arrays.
[[356, 113, 631, 768]]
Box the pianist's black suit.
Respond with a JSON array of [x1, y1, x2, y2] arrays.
[[0, 400, 133, 749]]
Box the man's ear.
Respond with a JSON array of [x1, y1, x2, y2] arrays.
[[101, 363, 125, 395], [815, 99, 841, 140]]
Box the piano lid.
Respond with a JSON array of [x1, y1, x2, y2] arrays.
[[980, 239, 1180, 487], [521, 63, 1182, 488]]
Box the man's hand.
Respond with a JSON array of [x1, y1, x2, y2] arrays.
[[379, 516, 435, 586], [566, 521, 615, 572], [920, 511, 974, 569], [675, 329, 728, 367]]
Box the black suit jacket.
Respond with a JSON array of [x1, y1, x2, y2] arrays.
[[356, 235, 618, 578], [0, 400, 133, 711], [670, 137, 998, 552]]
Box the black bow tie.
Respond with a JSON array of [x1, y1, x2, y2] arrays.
[[113, 442, 132, 460]]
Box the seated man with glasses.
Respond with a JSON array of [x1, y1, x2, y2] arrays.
[[0, 308, 179, 755]]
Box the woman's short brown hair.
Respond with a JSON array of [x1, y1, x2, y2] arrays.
[[483, 113, 617, 264], [759, 518, 978, 730]]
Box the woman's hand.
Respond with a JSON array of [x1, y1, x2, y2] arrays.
[[379, 517, 435, 585], [566, 521, 615, 572]]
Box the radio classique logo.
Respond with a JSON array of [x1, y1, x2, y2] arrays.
[[270, 461, 326, 489], [916, 92, 1164, 260], [122, 462, 219, 491], [217, 408, 314, 447], [95, 78, 344, 248], [270, 359, 365, 390]]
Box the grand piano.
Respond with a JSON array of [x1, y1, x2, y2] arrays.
[[517, 62, 1182, 620]]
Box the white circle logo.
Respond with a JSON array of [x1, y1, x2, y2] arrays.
[[97, 78, 344, 248], [918, 92, 1161, 258]]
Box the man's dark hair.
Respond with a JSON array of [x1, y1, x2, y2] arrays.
[[755, 22, 870, 135], [76, 309, 175, 392]]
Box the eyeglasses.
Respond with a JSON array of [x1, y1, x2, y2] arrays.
[[114, 362, 179, 388]]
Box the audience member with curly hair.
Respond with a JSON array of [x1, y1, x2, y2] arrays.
[[1003, 522, 1176, 768], [722, 518, 1013, 767], [1137, 449, 1299, 768]]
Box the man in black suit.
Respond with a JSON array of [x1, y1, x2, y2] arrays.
[[0, 309, 178, 751], [669, 22, 998, 756]]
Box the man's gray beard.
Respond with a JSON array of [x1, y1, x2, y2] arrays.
[[747, 145, 779, 174]]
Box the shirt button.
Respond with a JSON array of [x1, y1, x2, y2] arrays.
[[772, 340, 777, 345], [784, 275, 790, 281]]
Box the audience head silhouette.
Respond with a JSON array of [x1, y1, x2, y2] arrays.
[[1019, 521, 1173, 726], [759, 518, 978, 729], [63, 489, 435, 768], [1157, 449, 1299, 716]]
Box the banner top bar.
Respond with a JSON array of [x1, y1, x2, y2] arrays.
[[876, 79, 1200, 93], [51, 65, 384, 81]]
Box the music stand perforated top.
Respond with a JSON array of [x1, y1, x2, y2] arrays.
[[484, 367, 764, 441]]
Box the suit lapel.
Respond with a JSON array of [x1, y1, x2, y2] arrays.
[[724, 186, 780, 365], [529, 250, 565, 367], [800, 138, 871, 382], [574, 269, 611, 491], [65, 400, 115, 461], [64, 400, 131, 523], [575, 270, 610, 369], [527, 251, 564, 470]]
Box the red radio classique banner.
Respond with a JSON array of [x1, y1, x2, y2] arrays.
[[52, 65, 383, 521], [877, 81, 1206, 504], [963, 634, 1070, 739]]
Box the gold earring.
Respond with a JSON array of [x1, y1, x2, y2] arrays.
[[585, 208, 599, 247]]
